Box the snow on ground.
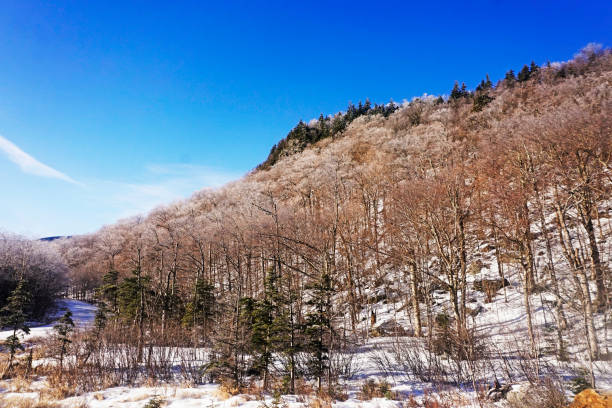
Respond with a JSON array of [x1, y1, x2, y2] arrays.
[[4, 382, 476, 408], [0, 299, 96, 341]]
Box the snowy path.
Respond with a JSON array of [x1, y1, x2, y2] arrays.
[[0, 299, 96, 341]]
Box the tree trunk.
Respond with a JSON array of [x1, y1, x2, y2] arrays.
[[409, 262, 422, 337]]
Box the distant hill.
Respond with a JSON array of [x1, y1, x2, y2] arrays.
[[39, 236, 71, 242]]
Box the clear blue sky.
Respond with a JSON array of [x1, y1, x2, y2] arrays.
[[0, 1, 610, 237]]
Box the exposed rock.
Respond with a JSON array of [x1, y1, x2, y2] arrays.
[[568, 389, 611, 408], [466, 304, 484, 317], [371, 319, 408, 337], [486, 382, 513, 402], [506, 382, 567, 408]]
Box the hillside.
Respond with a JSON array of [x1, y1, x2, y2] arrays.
[[2, 45, 611, 407]]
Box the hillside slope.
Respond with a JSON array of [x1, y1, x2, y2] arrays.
[[48, 46, 612, 404]]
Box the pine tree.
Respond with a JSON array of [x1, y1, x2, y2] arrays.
[[518, 64, 531, 82], [504, 69, 516, 86], [318, 114, 329, 141], [94, 301, 108, 333], [183, 278, 215, 337], [0, 279, 31, 377], [529, 61, 539, 75], [54, 310, 74, 375], [304, 272, 334, 390], [239, 266, 292, 390], [450, 81, 463, 100], [485, 73, 493, 89], [117, 272, 150, 323], [97, 270, 119, 314], [476, 79, 486, 92]]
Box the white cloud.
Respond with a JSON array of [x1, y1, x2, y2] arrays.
[[0, 134, 80, 185], [90, 163, 242, 219]]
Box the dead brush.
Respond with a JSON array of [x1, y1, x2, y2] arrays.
[[359, 379, 397, 400], [41, 369, 79, 400], [307, 394, 332, 408], [2, 373, 34, 392], [0, 395, 61, 408], [293, 378, 314, 397], [213, 377, 244, 400]]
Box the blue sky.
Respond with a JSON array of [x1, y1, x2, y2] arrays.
[[0, 1, 610, 237]]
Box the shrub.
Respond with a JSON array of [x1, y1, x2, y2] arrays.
[[506, 379, 567, 408], [359, 379, 397, 400], [144, 396, 164, 408], [569, 369, 591, 395]]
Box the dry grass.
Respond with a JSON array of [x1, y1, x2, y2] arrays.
[[40, 371, 78, 401], [307, 396, 332, 408], [1, 375, 34, 393], [0, 395, 61, 408]]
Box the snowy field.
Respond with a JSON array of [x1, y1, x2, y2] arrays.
[[0, 289, 610, 407], [0, 299, 96, 342]]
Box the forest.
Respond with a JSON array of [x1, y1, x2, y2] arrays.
[[1, 44, 611, 407]]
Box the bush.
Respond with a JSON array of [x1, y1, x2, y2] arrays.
[[506, 379, 567, 408], [359, 379, 397, 400], [569, 369, 591, 395], [144, 396, 164, 408]]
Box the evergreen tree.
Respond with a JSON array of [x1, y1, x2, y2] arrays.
[[304, 272, 334, 390], [504, 69, 516, 86], [117, 272, 150, 323], [518, 64, 531, 82], [485, 73, 493, 89], [318, 114, 329, 141], [96, 270, 119, 314], [472, 93, 494, 112], [346, 103, 357, 121], [0, 279, 31, 376], [331, 115, 347, 135], [239, 266, 292, 390], [183, 278, 215, 336], [53, 310, 75, 374], [94, 301, 108, 333], [529, 61, 539, 75], [450, 81, 462, 100], [476, 79, 486, 92]]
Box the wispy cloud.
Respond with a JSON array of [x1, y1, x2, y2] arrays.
[[90, 163, 243, 219], [0, 134, 80, 185]]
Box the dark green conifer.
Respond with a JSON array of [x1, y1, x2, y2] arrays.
[[504, 70, 516, 86], [518, 64, 531, 82], [450, 81, 462, 100], [97, 270, 119, 314], [183, 278, 215, 336], [304, 272, 334, 390], [54, 310, 75, 374], [0, 279, 31, 377]]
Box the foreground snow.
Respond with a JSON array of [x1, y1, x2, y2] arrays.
[[0, 299, 96, 342], [2, 382, 478, 408]]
